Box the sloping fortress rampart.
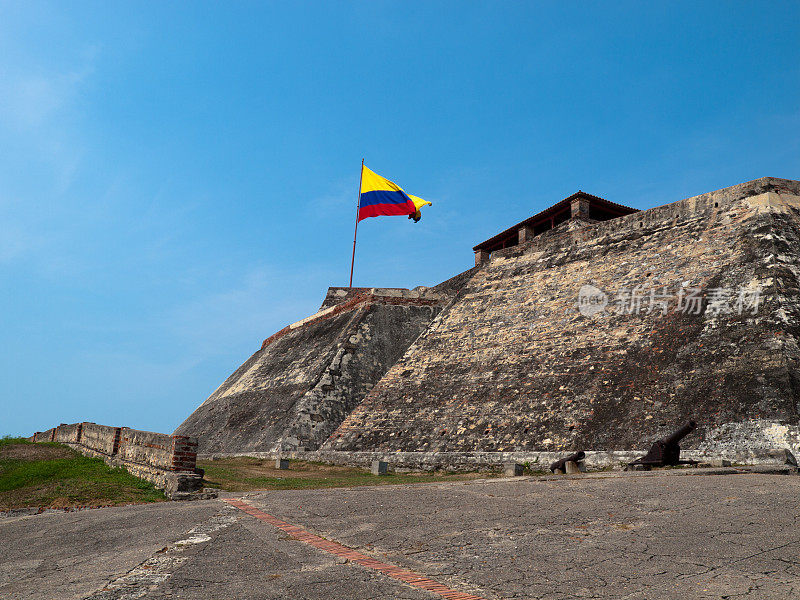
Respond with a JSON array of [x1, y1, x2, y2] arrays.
[[175, 287, 451, 453], [176, 177, 800, 463]]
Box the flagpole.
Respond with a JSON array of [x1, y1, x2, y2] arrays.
[[348, 158, 364, 288]]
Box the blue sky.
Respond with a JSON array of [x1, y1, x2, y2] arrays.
[[2, 1, 798, 436]]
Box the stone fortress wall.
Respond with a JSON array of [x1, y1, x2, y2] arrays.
[[326, 177, 800, 459], [179, 177, 800, 468], [174, 287, 454, 453], [30, 423, 201, 498]]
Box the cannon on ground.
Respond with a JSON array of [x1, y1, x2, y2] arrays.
[[550, 451, 586, 474], [627, 421, 697, 470]]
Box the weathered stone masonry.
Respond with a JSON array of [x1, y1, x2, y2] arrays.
[[175, 288, 451, 453], [179, 177, 800, 467], [30, 423, 201, 498], [324, 178, 800, 460]]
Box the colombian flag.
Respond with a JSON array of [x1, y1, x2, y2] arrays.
[[358, 165, 431, 222]]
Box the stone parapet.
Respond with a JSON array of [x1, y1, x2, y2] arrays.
[[33, 429, 56, 443], [31, 423, 201, 499], [322, 286, 445, 309], [489, 177, 800, 264], [54, 423, 82, 444], [81, 423, 121, 455]]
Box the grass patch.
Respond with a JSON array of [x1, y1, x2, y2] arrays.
[[0, 436, 34, 448], [0, 437, 166, 510], [199, 457, 498, 492]]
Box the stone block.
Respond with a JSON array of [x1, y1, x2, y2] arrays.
[[763, 448, 797, 466], [275, 458, 289, 470], [164, 472, 203, 499], [565, 461, 583, 474], [625, 464, 652, 472], [504, 462, 524, 476], [371, 460, 388, 475]]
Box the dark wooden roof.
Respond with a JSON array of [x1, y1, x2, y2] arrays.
[[473, 191, 639, 252]]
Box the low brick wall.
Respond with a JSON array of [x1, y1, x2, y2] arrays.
[[31, 422, 202, 499], [171, 435, 199, 472]]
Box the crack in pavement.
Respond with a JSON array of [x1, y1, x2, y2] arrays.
[[83, 509, 238, 600], [224, 498, 490, 600], [680, 537, 800, 580]]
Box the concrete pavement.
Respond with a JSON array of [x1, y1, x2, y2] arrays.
[[0, 500, 221, 600], [2, 471, 799, 599]]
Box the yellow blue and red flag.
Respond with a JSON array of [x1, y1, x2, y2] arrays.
[[358, 165, 431, 222]]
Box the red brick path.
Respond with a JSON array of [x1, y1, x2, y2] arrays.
[[224, 498, 487, 600]]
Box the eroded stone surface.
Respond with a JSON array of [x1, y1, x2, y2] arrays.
[[175, 293, 447, 453], [178, 177, 800, 462], [327, 178, 800, 458]]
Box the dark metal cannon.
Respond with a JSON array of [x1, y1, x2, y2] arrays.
[[550, 451, 586, 473], [627, 421, 697, 469]]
